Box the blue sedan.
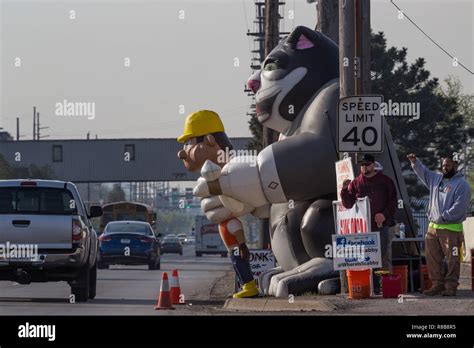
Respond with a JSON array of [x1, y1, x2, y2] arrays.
[[98, 221, 161, 270]]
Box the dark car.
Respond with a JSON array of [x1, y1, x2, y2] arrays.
[[98, 221, 160, 270], [160, 235, 183, 255]]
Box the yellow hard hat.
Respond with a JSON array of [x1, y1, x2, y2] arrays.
[[177, 110, 225, 143]]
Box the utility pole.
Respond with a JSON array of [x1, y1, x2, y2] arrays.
[[339, 0, 355, 100], [247, 0, 288, 249], [338, 0, 371, 294], [36, 112, 40, 140], [315, 0, 339, 43], [354, 0, 371, 95], [33, 106, 36, 140], [263, 0, 281, 147], [37, 112, 50, 139], [260, 0, 283, 249], [16, 117, 20, 141], [339, 0, 371, 98]]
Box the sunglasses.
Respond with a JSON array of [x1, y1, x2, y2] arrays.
[[183, 136, 205, 149], [360, 162, 374, 167]]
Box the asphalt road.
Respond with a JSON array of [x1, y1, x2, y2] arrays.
[[0, 245, 232, 315]]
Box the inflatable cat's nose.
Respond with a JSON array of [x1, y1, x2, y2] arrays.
[[247, 70, 261, 94]]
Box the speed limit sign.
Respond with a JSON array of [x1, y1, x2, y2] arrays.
[[337, 95, 384, 153]]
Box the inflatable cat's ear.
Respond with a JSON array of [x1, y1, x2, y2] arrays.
[[295, 35, 314, 50], [286, 26, 316, 50]]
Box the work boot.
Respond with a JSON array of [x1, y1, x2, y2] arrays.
[[423, 284, 445, 296], [233, 280, 259, 299], [441, 288, 457, 297]]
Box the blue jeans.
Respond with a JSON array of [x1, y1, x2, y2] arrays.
[[230, 253, 254, 286]]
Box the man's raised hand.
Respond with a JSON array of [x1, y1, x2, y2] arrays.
[[407, 153, 417, 164]]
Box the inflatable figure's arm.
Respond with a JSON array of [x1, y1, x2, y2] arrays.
[[195, 163, 269, 221], [195, 133, 338, 207]]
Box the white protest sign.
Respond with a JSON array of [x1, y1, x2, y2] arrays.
[[332, 232, 382, 270], [338, 95, 384, 153], [249, 249, 276, 286], [333, 197, 372, 235], [335, 157, 355, 201]]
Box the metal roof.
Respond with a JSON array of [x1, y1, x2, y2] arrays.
[[0, 138, 253, 183]]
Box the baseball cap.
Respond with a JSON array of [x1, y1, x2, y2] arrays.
[[358, 154, 375, 164]]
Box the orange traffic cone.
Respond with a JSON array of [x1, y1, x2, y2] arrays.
[[154, 272, 175, 310], [170, 269, 184, 305]]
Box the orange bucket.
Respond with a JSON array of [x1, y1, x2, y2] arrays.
[[420, 264, 432, 291], [392, 265, 408, 293], [347, 269, 371, 299]]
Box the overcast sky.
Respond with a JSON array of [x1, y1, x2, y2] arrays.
[[0, 0, 472, 140]]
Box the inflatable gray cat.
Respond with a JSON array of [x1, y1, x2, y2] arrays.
[[194, 26, 414, 297]]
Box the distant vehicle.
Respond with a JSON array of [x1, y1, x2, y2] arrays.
[[160, 235, 183, 255], [98, 221, 160, 270], [0, 179, 103, 302], [185, 236, 195, 245], [100, 201, 156, 233], [177, 233, 187, 244], [195, 215, 227, 257]]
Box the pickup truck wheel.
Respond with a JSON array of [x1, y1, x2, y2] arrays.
[[195, 251, 202, 257], [98, 262, 109, 269], [70, 262, 90, 302], [89, 261, 97, 299]]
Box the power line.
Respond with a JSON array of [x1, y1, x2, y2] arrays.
[[390, 0, 473, 75]]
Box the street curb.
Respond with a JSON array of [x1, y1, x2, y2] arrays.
[[222, 297, 338, 312]]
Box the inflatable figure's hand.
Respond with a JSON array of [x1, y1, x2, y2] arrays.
[[201, 160, 222, 182], [195, 160, 223, 197], [200, 195, 254, 223], [200, 196, 232, 223], [193, 177, 211, 197]]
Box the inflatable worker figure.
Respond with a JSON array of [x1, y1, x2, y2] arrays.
[[177, 110, 259, 298]]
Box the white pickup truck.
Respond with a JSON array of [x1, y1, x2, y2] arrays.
[[0, 180, 103, 302]]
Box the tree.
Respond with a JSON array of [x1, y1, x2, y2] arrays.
[[438, 76, 474, 192], [156, 210, 193, 236], [246, 104, 263, 152], [0, 154, 55, 180], [27, 164, 55, 179], [107, 184, 126, 203], [0, 154, 15, 179], [371, 31, 471, 198]]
